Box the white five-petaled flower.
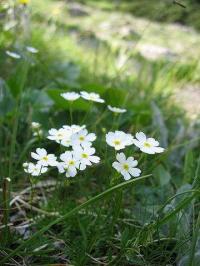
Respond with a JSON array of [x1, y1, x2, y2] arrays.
[[73, 145, 100, 170], [6, 51, 21, 59], [61, 125, 86, 147], [61, 92, 80, 101], [107, 105, 127, 113], [62, 125, 86, 134], [57, 151, 79, 177], [112, 153, 141, 180], [23, 162, 48, 176], [71, 129, 96, 147], [31, 148, 57, 166], [26, 46, 38, 53], [133, 132, 165, 154], [106, 131, 134, 150], [47, 128, 68, 143], [80, 91, 105, 103]]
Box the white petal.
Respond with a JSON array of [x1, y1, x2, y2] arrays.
[[153, 147, 165, 153], [36, 148, 47, 157], [121, 170, 131, 180], [89, 155, 100, 163], [140, 146, 155, 154], [116, 153, 126, 163], [79, 163, 87, 170], [136, 132, 146, 142], [86, 133, 96, 142], [129, 167, 141, 177], [68, 167, 77, 177], [112, 161, 121, 171], [127, 157, 138, 167], [31, 152, 40, 160], [133, 139, 144, 148], [148, 138, 159, 146]]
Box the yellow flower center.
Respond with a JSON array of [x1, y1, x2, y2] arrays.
[[69, 160, 75, 166], [114, 140, 121, 145], [19, 0, 30, 4], [82, 153, 88, 158], [144, 142, 151, 148], [42, 156, 48, 161], [79, 136, 85, 141], [123, 164, 129, 171]]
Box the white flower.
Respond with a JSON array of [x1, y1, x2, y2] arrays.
[[71, 129, 96, 147], [31, 122, 41, 129], [107, 105, 127, 113], [62, 124, 86, 134], [61, 92, 80, 101], [47, 128, 68, 143], [23, 162, 48, 176], [26, 46, 38, 53], [6, 51, 21, 59], [133, 132, 165, 154], [73, 145, 100, 170], [31, 148, 57, 166], [112, 153, 141, 180], [80, 91, 105, 103], [106, 131, 134, 150], [58, 151, 79, 177], [60, 125, 86, 147]]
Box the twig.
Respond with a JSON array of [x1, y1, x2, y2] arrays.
[[173, 0, 186, 8], [16, 198, 60, 217]]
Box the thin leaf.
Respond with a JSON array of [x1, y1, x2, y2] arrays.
[[0, 174, 151, 264]]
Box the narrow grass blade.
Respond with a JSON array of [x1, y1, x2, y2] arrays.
[[0, 174, 151, 264]]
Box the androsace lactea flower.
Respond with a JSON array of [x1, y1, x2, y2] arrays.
[[71, 129, 96, 147], [112, 153, 141, 180], [61, 92, 80, 101], [47, 125, 86, 146], [57, 151, 79, 177], [47, 128, 68, 144], [23, 162, 48, 176], [106, 131, 134, 150], [26, 46, 38, 53], [107, 105, 127, 113], [31, 148, 57, 166], [6, 51, 21, 59], [133, 132, 164, 154], [80, 91, 105, 103], [73, 145, 100, 170]]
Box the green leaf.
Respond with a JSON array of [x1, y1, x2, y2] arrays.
[[104, 87, 126, 106], [151, 101, 168, 147], [0, 174, 151, 264], [0, 78, 15, 117], [7, 61, 29, 98], [46, 88, 90, 111], [153, 165, 171, 186], [183, 150, 195, 183]]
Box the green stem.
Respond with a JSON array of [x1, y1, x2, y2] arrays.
[[69, 103, 73, 124], [188, 212, 200, 266], [2, 177, 11, 245], [0, 174, 151, 264]]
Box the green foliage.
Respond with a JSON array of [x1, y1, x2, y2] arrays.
[[0, 0, 200, 265]]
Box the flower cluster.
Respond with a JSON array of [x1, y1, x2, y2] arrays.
[[24, 89, 165, 181], [23, 125, 100, 177], [61, 91, 126, 113], [106, 130, 164, 180], [31, 122, 43, 137]]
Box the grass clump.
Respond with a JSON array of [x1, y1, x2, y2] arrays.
[[0, 0, 200, 265]]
